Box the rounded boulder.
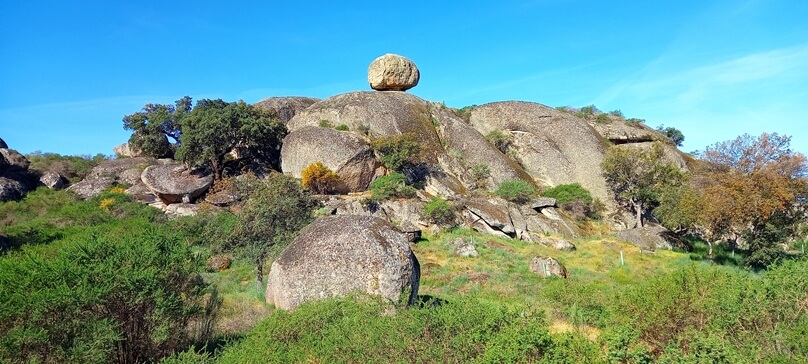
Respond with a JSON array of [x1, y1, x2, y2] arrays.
[[368, 53, 420, 91], [266, 215, 420, 310], [140, 163, 213, 204]]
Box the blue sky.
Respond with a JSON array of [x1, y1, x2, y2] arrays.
[[1, 0, 806, 157]]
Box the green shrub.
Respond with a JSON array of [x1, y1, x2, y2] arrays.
[[369, 173, 416, 201], [595, 113, 610, 123], [424, 198, 455, 225], [485, 130, 512, 154], [541, 183, 593, 204], [318, 119, 333, 128], [495, 179, 537, 204], [609, 110, 624, 118], [576, 104, 600, 119], [0, 229, 213, 364], [26, 152, 108, 183], [370, 134, 420, 172], [335, 124, 349, 131]]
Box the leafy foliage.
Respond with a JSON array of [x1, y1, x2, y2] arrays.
[[423, 197, 455, 225], [601, 142, 683, 228], [123, 96, 191, 158], [370, 133, 420, 172], [542, 183, 603, 220], [0, 227, 212, 364], [300, 161, 340, 194], [656, 124, 685, 146], [368, 173, 416, 201], [223, 173, 317, 284], [495, 179, 537, 204], [25, 152, 109, 183], [485, 129, 513, 154], [176, 99, 286, 179]]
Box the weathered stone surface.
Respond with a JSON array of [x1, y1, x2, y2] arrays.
[[140, 163, 213, 204], [536, 236, 576, 251], [617, 224, 679, 251], [469, 102, 612, 209], [206, 255, 233, 272], [113, 142, 143, 158], [589, 119, 659, 144], [68, 157, 157, 199], [0, 176, 27, 202], [430, 106, 534, 189], [254, 97, 320, 124], [0, 148, 30, 171], [368, 53, 420, 91], [281, 126, 378, 193], [266, 215, 420, 310], [520, 205, 579, 239], [164, 203, 201, 217], [463, 198, 516, 238], [38, 171, 67, 190], [531, 197, 557, 209], [0, 137, 7, 149], [616, 142, 690, 171], [529, 256, 568, 278], [399, 221, 422, 243], [452, 237, 479, 257]]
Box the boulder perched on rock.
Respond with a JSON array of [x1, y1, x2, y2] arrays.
[[469, 101, 612, 208], [68, 157, 157, 199], [589, 118, 659, 144], [368, 53, 420, 91], [266, 215, 420, 310], [113, 142, 143, 158], [529, 256, 568, 278], [281, 126, 379, 193], [140, 163, 213, 204], [254, 96, 319, 124]]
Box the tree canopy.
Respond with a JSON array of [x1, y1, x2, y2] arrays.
[[123, 96, 191, 158]]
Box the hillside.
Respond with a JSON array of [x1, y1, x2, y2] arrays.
[[1, 54, 806, 363]]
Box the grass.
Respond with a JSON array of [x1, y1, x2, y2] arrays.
[[201, 258, 274, 336]]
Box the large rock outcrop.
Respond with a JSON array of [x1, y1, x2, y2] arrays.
[[266, 215, 420, 310], [254, 96, 319, 124], [0, 147, 36, 202], [368, 53, 420, 91], [140, 163, 213, 204], [68, 157, 157, 199], [469, 102, 612, 207], [281, 126, 379, 193]]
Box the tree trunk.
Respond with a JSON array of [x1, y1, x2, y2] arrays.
[[707, 240, 714, 257]]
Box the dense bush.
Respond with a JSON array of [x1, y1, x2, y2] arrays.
[[0, 228, 213, 364], [423, 197, 455, 225], [369, 173, 416, 201], [370, 134, 420, 172], [26, 152, 108, 183], [495, 179, 537, 204], [300, 161, 340, 194], [542, 183, 603, 220]]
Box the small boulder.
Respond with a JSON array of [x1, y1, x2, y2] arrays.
[[206, 255, 233, 272], [529, 256, 568, 278], [140, 163, 213, 204], [254, 97, 320, 124], [0, 177, 28, 202], [164, 203, 201, 217], [617, 224, 678, 250], [113, 142, 143, 158], [368, 53, 420, 91], [38, 171, 67, 190], [536, 236, 576, 251], [68, 157, 157, 199], [266, 215, 420, 310], [452, 237, 479, 258]]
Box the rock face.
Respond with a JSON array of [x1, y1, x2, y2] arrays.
[[617, 224, 679, 251], [469, 102, 612, 208], [0, 177, 28, 202], [0, 149, 30, 171], [140, 163, 213, 204], [0, 147, 36, 202], [113, 143, 143, 158], [266, 215, 420, 310], [461, 197, 578, 241], [38, 171, 67, 190], [281, 126, 379, 193], [68, 157, 157, 199], [368, 53, 420, 91], [254, 97, 319, 124], [0, 137, 7, 149], [529, 256, 568, 278]]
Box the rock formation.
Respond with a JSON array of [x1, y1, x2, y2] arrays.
[[368, 53, 420, 91], [529, 256, 568, 278], [254, 96, 319, 124], [68, 157, 157, 199], [266, 215, 420, 310], [140, 163, 213, 204], [0, 145, 37, 202]]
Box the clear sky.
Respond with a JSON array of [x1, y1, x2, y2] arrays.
[[1, 0, 806, 157]]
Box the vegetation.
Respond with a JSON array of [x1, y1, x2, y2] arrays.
[[485, 129, 513, 154], [576, 104, 600, 119], [495, 179, 537, 204], [470, 163, 491, 188], [370, 133, 421, 172], [656, 124, 685, 146], [300, 161, 340, 194], [423, 197, 455, 225], [124, 97, 286, 179], [542, 183, 603, 220], [601, 142, 683, 228], [222, 173, 317, 285], [25, 151, 109, 183], [368, 173, 416, 201], [335, 124, 349, 131]]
